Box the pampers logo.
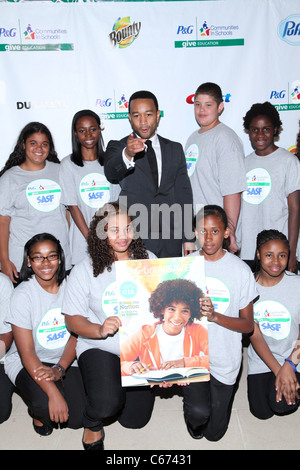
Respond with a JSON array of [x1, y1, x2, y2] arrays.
[[109, 17, 141, 48], [278, 15, 300, 45]]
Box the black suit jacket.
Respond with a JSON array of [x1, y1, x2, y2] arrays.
[[104, 134, 193, 258]]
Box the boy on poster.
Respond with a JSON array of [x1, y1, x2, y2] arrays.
[[116, 256, 210, 386]]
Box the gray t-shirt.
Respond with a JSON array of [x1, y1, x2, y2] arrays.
[[0, 161, 71, 271], [0, 273, 13, 364], [62, 251, 156, 359], [185, 123, 247, 211], [5, 277, 70, 384], [59, 155, 120, 265], [188, 250, 257, 385], [238, 147, 300, 260], [248, 273, 300, 375]]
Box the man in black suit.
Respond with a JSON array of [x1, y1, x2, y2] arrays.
[[104, 90, 194, 258]]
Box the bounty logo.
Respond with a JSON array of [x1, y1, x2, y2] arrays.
[[278, 15, 300, 45], [109, 17, 141, 48]]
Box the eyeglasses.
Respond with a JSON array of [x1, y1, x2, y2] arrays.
[[29, 254, 59, 263]]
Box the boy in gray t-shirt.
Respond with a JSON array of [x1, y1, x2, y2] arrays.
[[185, 82, 246, 253]]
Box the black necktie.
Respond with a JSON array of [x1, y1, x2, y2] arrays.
[[146, 139, 158, 189]]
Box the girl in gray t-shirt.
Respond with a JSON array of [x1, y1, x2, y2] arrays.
[[248, 229, 300, 419], [188, 204, 257, 441], [0, 122, 71, 284], [239, 102, 300, 272], [5, 233, 85, 436], [63, 201, 155, 450], [59, 110, 120, 265]]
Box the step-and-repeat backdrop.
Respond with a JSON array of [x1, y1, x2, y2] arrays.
[[0, 0, 299, 166]]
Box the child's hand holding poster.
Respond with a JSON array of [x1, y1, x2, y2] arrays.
[[115, 256, 210, 386]]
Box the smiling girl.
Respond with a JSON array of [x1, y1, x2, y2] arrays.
[[0, 122, 71, 284], [188, 204, 257, 441], [247, 229, 300, 419], [239, 102, 300, 272], [4, 233, 85, 436], [59, 110, 120, 265], [63, 201, 156, 450]]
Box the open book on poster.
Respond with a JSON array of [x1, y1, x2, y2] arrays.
[[115, 256, 210, 387], [131, 366, 209, 385]]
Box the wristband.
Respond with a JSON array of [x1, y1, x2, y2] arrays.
[[284, 358, 297, 373], [52, 363, 65, 377]]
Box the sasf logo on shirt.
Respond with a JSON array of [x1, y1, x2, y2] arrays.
[[26, 179, 61, 212]]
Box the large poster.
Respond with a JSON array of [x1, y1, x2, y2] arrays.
[[116, 255, 210, 386], [0, 0, 299, 171]]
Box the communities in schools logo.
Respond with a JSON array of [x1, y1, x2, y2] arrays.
[[95, 92, 130, 120], [175, 18, 244, 48], [278, 15, 300, 45], [109, 16, 141, 49], [95, 91, 164, 121], [269, 79, 300, 111], [0, 20, 73, 52]]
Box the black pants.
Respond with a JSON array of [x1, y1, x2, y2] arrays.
[[0, 364, 15, 424], [182, 380, 210, 429], [15, 363, 86, 429], [78, 348, 210, 432], [78, 348, 155, 431], [248, 371, 300, 419], [202, 374, 236, 441]]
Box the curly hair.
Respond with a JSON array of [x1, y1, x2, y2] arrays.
[[254, 229, 289, 277], [243, 102, 282, 137], [148, 279, 203, 322], [87, 201, 149, 277], [0, 122, 59, 177]]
